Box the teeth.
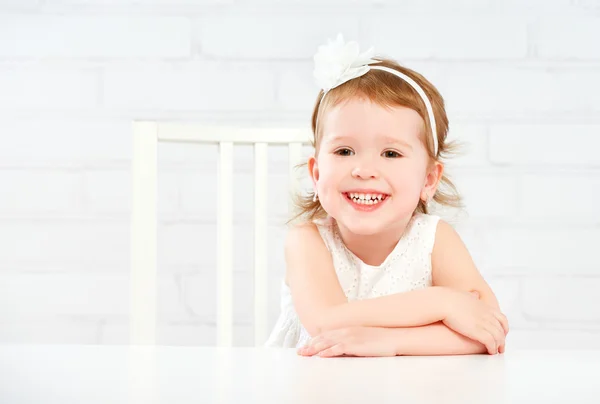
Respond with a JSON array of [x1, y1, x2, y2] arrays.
[[347, 192, 387, 204]]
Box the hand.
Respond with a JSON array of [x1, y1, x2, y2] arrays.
[[297, 326, 399, 358], [441, 288, 509, 355]]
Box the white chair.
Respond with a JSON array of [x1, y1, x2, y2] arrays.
[[130, 121, 311, 347]]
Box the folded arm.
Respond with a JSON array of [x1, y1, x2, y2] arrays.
[[394, 219, 507, 355], [391, 322, 486, 356], [285, 223, 448, 336]]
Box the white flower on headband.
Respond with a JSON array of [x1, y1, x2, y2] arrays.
[[313, 33, 381, 93]]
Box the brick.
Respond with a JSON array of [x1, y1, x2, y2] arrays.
[[0, 274, 128, 317], [197, 16, 358, 59], [158, 223, 287, 270], [444, 124, 489, 167], [160, 143, 312, 173], [183, 272, 254, 321], [50, 0, 226, 5], [83, 169, 180, 215], [363, 17, 527, 59], [521, 277, 600, 322], [431, 65, 600, 117], [0, 69, 97, 109], [446, 220, 487, 270], [0, 222, 129, 265], [103, 62, 275, 111], [278, 63, 318, 113], [449, 169, 519, 218], [485, 278, 530, 329], [0, 273, 185, 320], [521, 174, 600, 219], [0, 15, 190, 57], [156, 274, 190, 321], [100, 321, 253, 346], [489, 125, 600, 167], [0, 170, 81, 213], [0, 1, 40, 10], [483, 227, 600, 274], [535, 18, 600, 59], [0, 120, 131, 164], [180, 169, 293, 220], [216, 0, 573, 12]]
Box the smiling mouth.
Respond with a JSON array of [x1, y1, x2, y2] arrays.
[[343, 192, 389, 205]]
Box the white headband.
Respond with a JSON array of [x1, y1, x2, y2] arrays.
[[313, 33, 438, 156]]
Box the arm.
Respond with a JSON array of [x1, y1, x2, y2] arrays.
[[285, 223, 448, 336], [405, 219, 508, 354], [393, 322, 487, 356], [431, 220, 503, 312], [299, 321, 486, 357], [297, 220, 507, 357]]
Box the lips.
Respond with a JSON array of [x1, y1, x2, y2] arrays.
[[342, 191, 390, 211], [345, 192, 388, 205]]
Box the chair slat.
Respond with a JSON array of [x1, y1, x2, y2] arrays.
[[131, 122, 312, 348], [130, 122, 158, 345], [253, 143, 268, 346], [217, 141, 234, 347], [158, 124, 309, 145]]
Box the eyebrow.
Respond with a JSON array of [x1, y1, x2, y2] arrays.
[[326, 134, 414, 150]]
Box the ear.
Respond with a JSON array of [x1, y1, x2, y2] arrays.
[[421, 161, 444, 201], [307, 155, 319, 187]]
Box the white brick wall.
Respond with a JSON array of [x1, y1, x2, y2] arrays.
[[1, 0, 599, 349]]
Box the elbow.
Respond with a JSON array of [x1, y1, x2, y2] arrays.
[[304, 324, 323, 338], [301, 307, 339, 337]]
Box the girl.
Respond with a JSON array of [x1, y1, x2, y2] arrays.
[[265, 34, 509, 357]]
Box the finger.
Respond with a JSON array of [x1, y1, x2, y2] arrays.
[[476, 326, 497, 355], [485, 319, 505, 353], [317, 343, 347, 358], [494, 311, 510, 335], [297, 335, 326, 355], [311, 338, 337, 355]]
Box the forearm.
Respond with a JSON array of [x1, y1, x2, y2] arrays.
[[393, 322, 487, 356], [317, 287, 447, 333]]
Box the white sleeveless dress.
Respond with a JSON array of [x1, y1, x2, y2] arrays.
[[265, 213, 441, 348]]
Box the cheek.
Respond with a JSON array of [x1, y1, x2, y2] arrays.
[[389, 164, 426, 192], [315, 158, 341, 184]]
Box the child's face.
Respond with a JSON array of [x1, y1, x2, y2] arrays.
[[309, 96, 437, 235]]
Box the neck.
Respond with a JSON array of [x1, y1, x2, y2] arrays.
[[335, 215, 413, 266]]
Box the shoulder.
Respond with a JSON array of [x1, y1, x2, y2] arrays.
[[286, 217, 336, 252], [285, 216, 333, 245], [284, 221, 332, 284], [432, 219, 462, 251], [430, 219, 476, 281], [285, 221, 320, 250], [429, 219, 501, 308]]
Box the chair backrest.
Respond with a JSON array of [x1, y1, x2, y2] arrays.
[[130, 121, 312, 346]]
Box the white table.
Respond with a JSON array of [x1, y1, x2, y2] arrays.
[[1, 345, 599, 404]]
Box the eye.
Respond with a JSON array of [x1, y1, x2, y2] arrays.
[[334, 148, 354, 156], [382, 150, 402, 158]]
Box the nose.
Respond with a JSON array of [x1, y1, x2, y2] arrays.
[[351, 165, 379, 179]]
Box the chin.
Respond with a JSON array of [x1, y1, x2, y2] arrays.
[[336, 217, 388, 236]]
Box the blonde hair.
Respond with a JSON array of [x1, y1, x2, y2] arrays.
[[290, 58, 463, 223]]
